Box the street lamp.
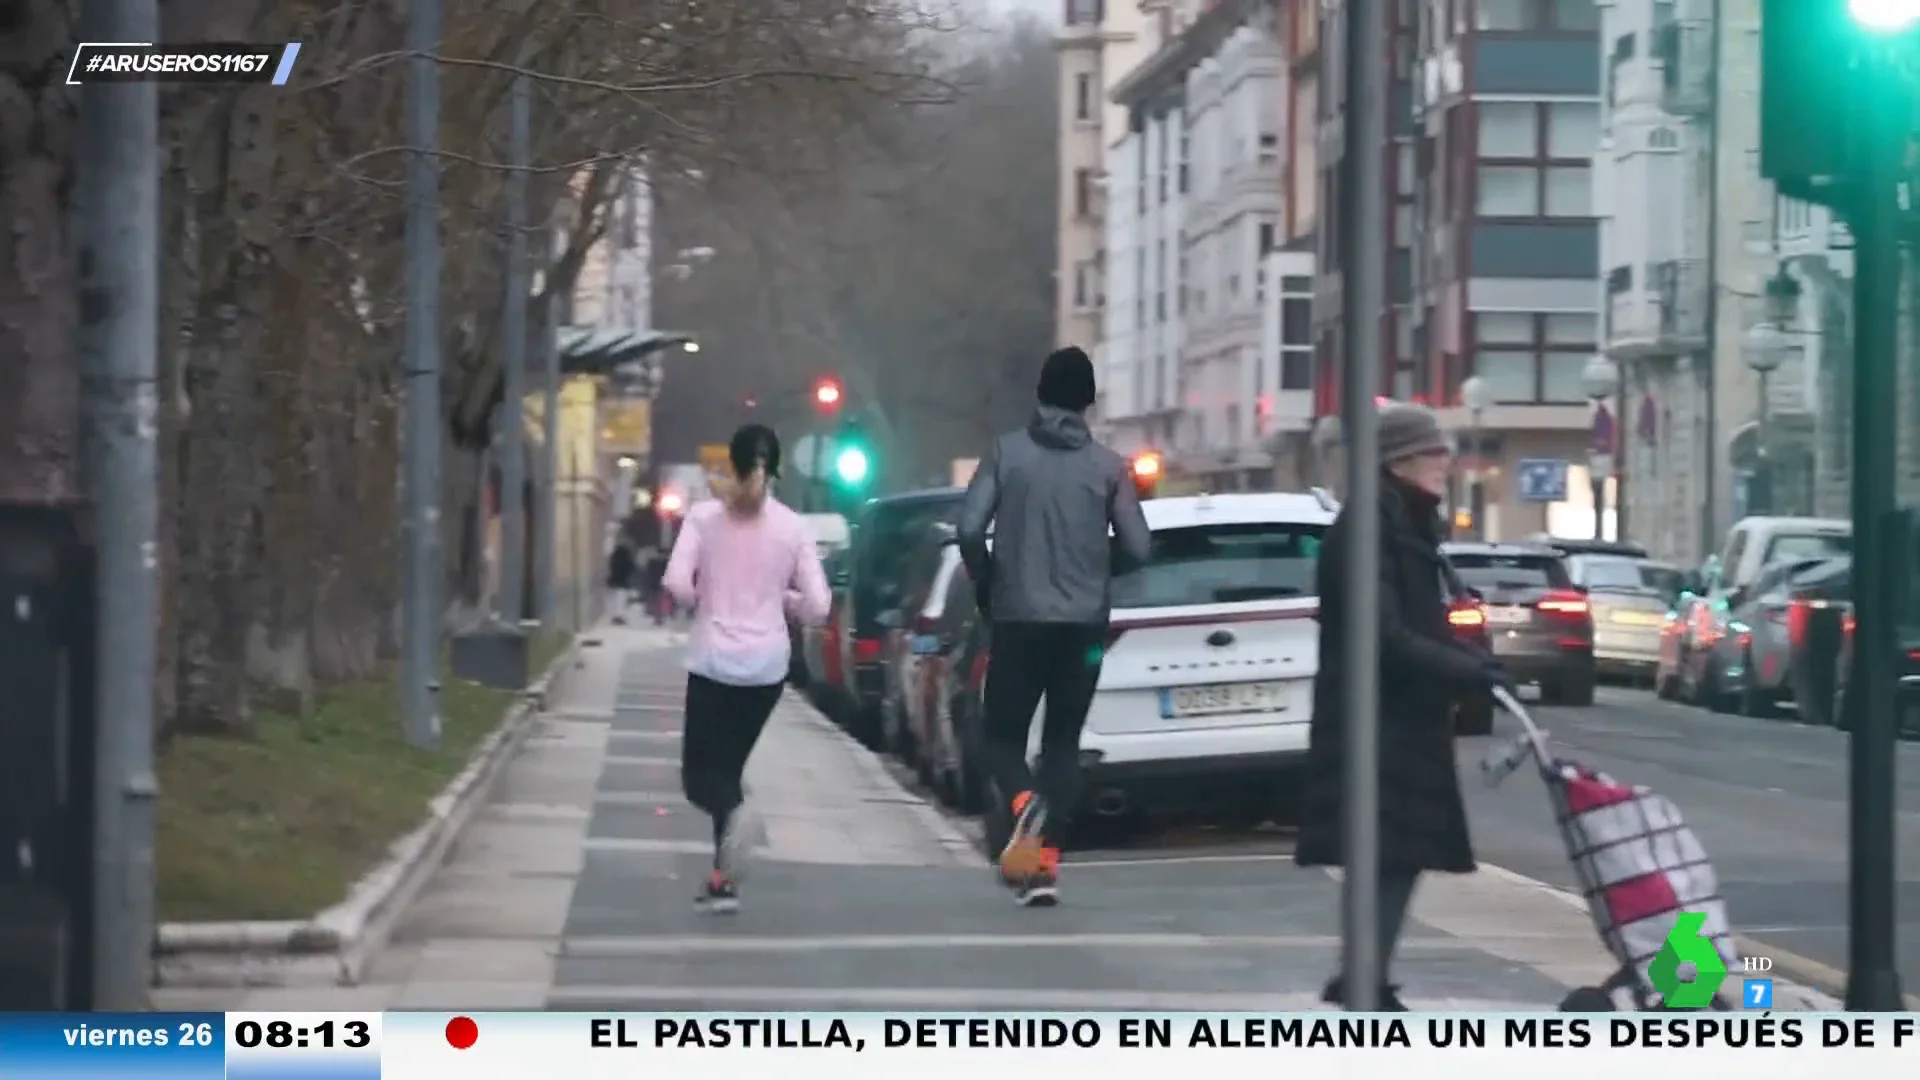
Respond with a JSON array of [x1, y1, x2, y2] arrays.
[[1741, 322, 1791, 515], [1581, 357, 1621, 541], [1461, 375, 1492, 539]]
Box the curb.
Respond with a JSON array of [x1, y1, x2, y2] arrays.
[[1475, 862, 1849, 1010], [152, 635, 583, 989], [780, 690, 986, 868]]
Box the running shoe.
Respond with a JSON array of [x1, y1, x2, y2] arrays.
[[697, 870, 740, 914], [1013, 847, 1061, 907], [998, 790, 1049, 882]]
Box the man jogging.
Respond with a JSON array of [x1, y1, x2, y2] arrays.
[[956, 346, 1152, 906], [663, 424, 831, 912]]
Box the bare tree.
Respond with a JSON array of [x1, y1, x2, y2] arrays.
[[648, 18, 1058, 484], [2, 0, 955, 737]]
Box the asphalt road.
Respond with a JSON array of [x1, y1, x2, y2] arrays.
[[912, 682, 1920, 998], [1459, 684, 1920, 995]]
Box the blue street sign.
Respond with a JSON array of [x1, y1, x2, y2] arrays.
[[1517, 458, 1569, 502]]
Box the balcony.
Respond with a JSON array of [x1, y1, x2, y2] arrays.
[[1605, 259, 1709, 360], [1652, 18, 1711, 117]]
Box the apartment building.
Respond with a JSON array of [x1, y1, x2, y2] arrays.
[[1597, 0, 1828, 563], [1102, 0, 1292, 490], [1290, 0, 1606, 537], [1058, 0, 1149, 433]]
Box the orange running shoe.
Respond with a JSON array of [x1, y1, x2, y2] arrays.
[[999, 790, 1050, 882], [1014, 846, 1061, 907]]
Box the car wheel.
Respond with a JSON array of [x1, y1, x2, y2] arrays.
[[1655, 667, 1679, 700], [982, 777, 1012, 863], [1740, 650, 1781, 719], [1561, 671, 1596, 707], [1455, 696, 1495, 736]]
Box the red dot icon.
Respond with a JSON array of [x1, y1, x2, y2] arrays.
[[445, 1016, 478, 1050]]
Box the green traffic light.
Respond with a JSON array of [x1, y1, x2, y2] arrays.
[[1850, 0, 1920, 31], [834, 446, 870, 484]]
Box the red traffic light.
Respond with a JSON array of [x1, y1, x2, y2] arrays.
[[813, 378, 843, 410]]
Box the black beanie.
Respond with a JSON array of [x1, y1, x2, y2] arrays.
[[1036, 346, 1096, 412]]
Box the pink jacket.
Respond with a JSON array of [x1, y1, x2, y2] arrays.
[[663, 496, 831, 687]]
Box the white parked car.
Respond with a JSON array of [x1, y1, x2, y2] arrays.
[[1022, 490, 1335, 829]]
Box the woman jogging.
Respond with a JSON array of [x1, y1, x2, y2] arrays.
[[662, 424, 831, 912]]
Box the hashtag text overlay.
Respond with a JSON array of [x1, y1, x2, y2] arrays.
[[67, 43, 290, 85]]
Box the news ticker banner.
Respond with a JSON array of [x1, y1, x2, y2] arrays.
[[66, 43, 302, 86], [8, 1011, 1920, 1080]]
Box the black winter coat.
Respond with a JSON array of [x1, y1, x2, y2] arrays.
[[1294, 474, 1486, 875]]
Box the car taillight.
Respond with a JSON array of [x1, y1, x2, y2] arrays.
[[1787, 599, 1811, 647], [1843, 612, 1857, 637], [1537, 590, 1590, 618], [1447, 603, 1485, 628], [853, 637, 882, 663]]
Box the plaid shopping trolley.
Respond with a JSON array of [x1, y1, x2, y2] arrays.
[[1481, 688, 1741, 1010]]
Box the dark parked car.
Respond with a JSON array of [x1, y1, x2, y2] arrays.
[[1440, 541, 1596, 706], [824, 488, 966, 746]]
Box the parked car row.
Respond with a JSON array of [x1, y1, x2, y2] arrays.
[[796, 486, 1630, 837], [1649, 515, 1886, 731]]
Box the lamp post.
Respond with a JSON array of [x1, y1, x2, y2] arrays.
[[1461, 375, 1491, 540], [1582, 357, 1621, 541], [1740, 323, 1789, 515]]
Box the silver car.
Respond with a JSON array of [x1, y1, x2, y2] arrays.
[[1564, 554, 1673, 684]]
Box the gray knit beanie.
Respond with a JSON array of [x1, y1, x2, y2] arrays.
[[1377, 401, 1451, 462]]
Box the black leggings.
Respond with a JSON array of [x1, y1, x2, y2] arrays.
[[680, 673, 784, 857], [979, 621, 1108, 848]]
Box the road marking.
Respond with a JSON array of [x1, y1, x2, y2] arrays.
[[604, 754, 680, 767], [547, 985, 1538, 1011], [583, 838, 714, 854], [559, 932, 1512, 957], [1066, 852, 1295, 868]]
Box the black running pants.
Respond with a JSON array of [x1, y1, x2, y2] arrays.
[[681, 674, 783, 853], [978, 621, 1108, 847]]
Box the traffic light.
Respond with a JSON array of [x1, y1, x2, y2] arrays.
[[1131, 452, 1162, 498], [1760, 0, 1919, 209], [813, 377, 842, 413], [830, 419, 874, 492]]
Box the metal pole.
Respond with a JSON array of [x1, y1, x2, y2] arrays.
[[400, 0, 443, 748], [76, 0, 160, 1009], [1337, 0, 1385, 1013], [498, 73, 531, 623], [536, 253, 561, 623], [1841, 51, 1903, 1009]]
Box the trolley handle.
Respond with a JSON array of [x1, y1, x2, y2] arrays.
[[1477, 687, 1552, 787]]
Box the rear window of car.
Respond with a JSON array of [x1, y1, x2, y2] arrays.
[[1111, 522, 1325, 609], [857, 499, 961, 583], [1571, 556, 1646, 591], [1637, 564, 1684, 601], [1448, 553, 1572, 590], [1763, 532, 1850, 566]]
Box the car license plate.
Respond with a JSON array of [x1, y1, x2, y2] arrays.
[[1486, 606, 1531, 626], [1611, 610, 1661, 626], [1161, 681, 1290, 719]]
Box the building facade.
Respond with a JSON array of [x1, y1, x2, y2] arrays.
[[1597, 0, 1829, 563], [1103, 0, 1294, 489]]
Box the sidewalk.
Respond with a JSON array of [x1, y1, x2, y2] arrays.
[[162, 621, 1832, 1011]]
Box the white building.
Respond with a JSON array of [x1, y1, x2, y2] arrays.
[[1597, 0, 1828, 563], [1103, 0, 1290, 490], [1058, 0, 1150, 431]]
